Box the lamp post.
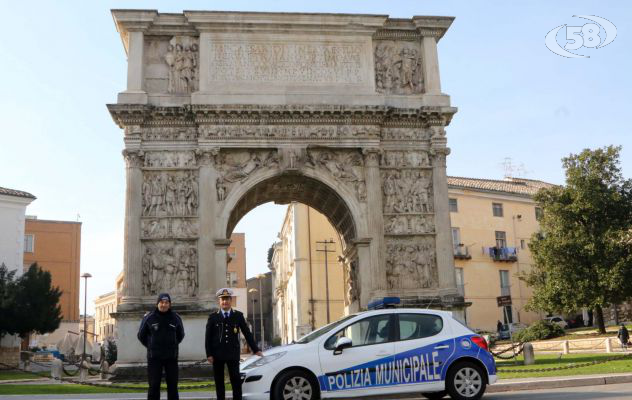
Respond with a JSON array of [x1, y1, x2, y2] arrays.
[[256, 274, 266, 350], [248, 288, 258, 344], [80, 273, 92, 380]]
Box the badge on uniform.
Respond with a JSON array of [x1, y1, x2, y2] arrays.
[[234, 327, 238, 334]]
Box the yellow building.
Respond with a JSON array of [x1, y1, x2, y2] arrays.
[[270, 203, 346, 344], [448, 176, 553, 331], [94, 291, 117, 342]]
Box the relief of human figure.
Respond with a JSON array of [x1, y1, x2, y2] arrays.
[[164, 176, 178, 216], [162, 248, 177, 291], [142, 178, 152, 216], [149, 175, 165, 216], [186, 247, 198, 296], [185, 175, 198, 215], [142, 248, 154, 294], [164, 44, 177, 93]]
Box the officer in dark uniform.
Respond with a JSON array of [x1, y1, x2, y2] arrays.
[[205, 288, 262, 400], [138, 293, 185, 400]]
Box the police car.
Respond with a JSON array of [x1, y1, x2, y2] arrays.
[[240, 298, 496, 400]]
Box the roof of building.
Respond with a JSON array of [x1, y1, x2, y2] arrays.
[[447, 176, 556, 197], [0, 186, 36, 199]]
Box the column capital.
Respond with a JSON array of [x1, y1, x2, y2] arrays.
[[196, 147, 220, 166], [214, 238, 232, 248], [122, 149, 144, 168], [362, 148, 381, 167]]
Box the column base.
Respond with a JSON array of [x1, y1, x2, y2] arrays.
[[110, 361, 214, 382]]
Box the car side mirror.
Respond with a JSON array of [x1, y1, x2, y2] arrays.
[[333, 337, 352, 355]]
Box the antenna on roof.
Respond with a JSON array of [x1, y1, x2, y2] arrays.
[[500, 158, 530, 180]]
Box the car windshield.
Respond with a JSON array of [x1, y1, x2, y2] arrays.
[[296, 314, 358, 344]]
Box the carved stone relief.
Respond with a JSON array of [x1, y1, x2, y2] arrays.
[[199, 124, 380, 140], [142, 127, 197, 141], [384, 214, 434, 235], [165, 36, 199, 94], [143, 151, 197, 168], [142, 171, 198, 217], [216, 150, 279, 183], [381, 150, 430, 168], [142, 241, 198, 296], [306, 149, 366, 201], [382, 170, 433, 213], [141, 218, 199, 239], [340, 256, 359, 307], [381, 127, 430, 141], [374, 41, 424, 95], [386, 238, 437, 290]]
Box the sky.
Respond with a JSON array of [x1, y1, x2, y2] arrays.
[[1, 1, 630, 314]]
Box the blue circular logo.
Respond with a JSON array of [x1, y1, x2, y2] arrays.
[[460, 338, 472, 349]]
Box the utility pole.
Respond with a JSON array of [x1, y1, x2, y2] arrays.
[[316, 239, 335, 324]]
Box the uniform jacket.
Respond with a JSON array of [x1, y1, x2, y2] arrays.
[[137, 308, 185, 360], [205, 309, 259, 360]]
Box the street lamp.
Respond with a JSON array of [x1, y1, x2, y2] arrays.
[[80, 273, 92, 379], [256, 274, 266, 350], [248, 288, 258, 345]]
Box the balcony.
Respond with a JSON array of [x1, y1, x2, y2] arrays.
[[453, 245, 471, 260], [486, 246, 518, 262]]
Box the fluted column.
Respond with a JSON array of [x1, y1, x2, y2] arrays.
[[429, 120, 456, 292], [120, 149, 144, 308], [363, 148, 386, 295], [197, 148, 220, 307]]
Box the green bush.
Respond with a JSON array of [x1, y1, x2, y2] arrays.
[[514, 320, 565, 342]]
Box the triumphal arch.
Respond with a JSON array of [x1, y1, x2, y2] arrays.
[[108, 9, 462, 366]]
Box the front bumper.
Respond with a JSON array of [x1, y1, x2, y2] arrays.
[[488, 374, 498, 385], [241, 364, 275, 400]]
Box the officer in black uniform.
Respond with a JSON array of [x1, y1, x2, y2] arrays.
[[138, 293, 185, 400], [205, 288, 262, 400]]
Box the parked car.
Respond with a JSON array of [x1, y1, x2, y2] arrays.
[[544, 316, 569, 329], [240, 298, 497, 400]]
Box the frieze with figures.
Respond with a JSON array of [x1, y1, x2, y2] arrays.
[[142, 171, 198, 217], [382, 170, 433, 213], [386, 237, 438, 290], [142, 240, 198, 296]]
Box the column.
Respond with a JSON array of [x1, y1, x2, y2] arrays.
[[120, 149, 144, 309], [118, 30, 148, 104], [430, 121, 457, 292], [421, 35, 442, 95], [197, 148, 220, 307], [363, 149, 386, 294]]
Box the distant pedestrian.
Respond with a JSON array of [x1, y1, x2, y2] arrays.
[[206, 288, 262, 400], [138, 293, 185, 400], [617, 324, 629, 351], [497, 320, 503, 334]]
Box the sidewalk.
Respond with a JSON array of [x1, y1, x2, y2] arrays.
[[1, 373, 632, 399]]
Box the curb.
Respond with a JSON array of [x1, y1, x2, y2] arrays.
[[488, 373, 632, 393]]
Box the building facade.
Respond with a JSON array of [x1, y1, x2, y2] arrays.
[[270, 203, 346, 344], [226, 233, 248, 314], [94, 291, 117, 343], [0, 186, 35, 367], [23, 218, 81, 321], [448, 177, 553, 331], [246, 272, 273, 348]]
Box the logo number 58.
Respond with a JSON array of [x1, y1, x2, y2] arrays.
[[566, 24, 601, 50]]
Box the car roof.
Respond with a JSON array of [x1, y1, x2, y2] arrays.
[[353, 308, 454, 319]]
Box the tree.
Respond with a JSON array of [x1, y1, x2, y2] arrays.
[[0, 263, 18, 337], [10, 263, 63, 338], [522, 146, 632, 333]]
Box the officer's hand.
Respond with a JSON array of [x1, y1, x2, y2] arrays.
[[255, 351, 263, 357], [207, 356, 213, 364]]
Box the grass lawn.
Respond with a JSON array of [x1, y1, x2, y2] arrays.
[[497, 352, 632, 379], [0, 370, 49, 381], [0, 380, 225, 395]]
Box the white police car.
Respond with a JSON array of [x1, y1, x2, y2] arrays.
[[240, 298, 496, 400]]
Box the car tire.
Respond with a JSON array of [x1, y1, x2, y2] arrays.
[[422, 390, 448, 399], [445, 361, 486, 400], [272, 369, 319, 400]]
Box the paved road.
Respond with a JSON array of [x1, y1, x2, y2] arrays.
[[1, 383, 632, 400]]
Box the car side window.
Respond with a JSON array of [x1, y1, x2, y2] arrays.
[[325, 315, 392, 350], [398, 314, 443, 341]]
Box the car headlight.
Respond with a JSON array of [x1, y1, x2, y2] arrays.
[[242, 352, 287, 370]]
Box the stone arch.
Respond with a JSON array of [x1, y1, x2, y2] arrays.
[[217, 167, 368, 251]]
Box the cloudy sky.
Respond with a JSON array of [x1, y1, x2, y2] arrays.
[[1, 0, 629, 313]]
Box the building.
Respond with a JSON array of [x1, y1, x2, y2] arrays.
[[246, 272, 273, 348], [94, 291, 117, 342], [448, 176, 553, 331], [0, 186, 35, 366], [270, 203, 345, 344], [23, 217, 81, 321], [226, 233, 248, 314]]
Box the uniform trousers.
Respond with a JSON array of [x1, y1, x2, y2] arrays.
[[213, 359, 242, 400], [147, 358, 179, 400]]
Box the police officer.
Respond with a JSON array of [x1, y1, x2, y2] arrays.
[[137, 293, 185, 400], [205, 288, 262, 400]]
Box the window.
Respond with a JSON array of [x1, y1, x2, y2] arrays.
[[24, 234, 34, 253], [226, 271, 238, 286], [535, 207, 543, 221], [495, 231, 507, 248], [520, 239, 525, 250], [324, 315, 392, 349], [398, 314, 443, 341], [492, 202, 504, 217], [451, 228, 461, 250], [449, 198, 458, 212], [499, 270, 511, 296], [455, 268, 465, 296], [227, 247, 237, 259]]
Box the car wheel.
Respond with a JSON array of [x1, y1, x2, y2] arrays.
[[273, 369, 319, 400], [422, 390, 448, 399], [445, 361, 486, 400]]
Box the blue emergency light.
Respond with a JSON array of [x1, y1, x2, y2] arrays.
[[367, 297, 401, 310]]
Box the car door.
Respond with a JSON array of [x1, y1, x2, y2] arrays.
[[391, 312, 455, 394], [318, 313, 396, 398]]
